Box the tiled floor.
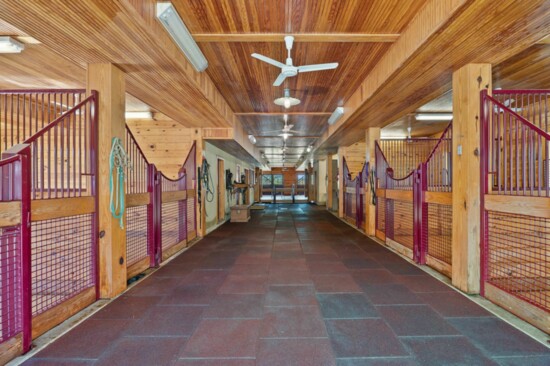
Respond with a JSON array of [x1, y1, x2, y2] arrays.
[[24, 204, 549, 365]]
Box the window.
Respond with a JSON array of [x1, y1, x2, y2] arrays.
[[273, 174, 283, 187], [297, 173, 305, 187]]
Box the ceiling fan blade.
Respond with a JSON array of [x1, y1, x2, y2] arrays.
[[288, 124, 294, 129], [273, 73, 287, 86], [251, 53, 286, 68], [297, 63, 339, 73]]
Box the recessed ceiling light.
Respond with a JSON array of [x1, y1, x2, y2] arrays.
[[0, 36, 24, 53]]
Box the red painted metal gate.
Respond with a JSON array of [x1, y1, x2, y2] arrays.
[[343, 158, 366, 230]]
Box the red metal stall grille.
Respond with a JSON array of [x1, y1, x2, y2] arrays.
[[390, 199, 414, 250], [426, 203, 452, 264], [31, 214, 95, 317], [183, 143, 196, 235], [0, 90, 86, 153], [484, 210, 549, 312], [126, 205, 149, 267], [125, 127, 149, 195], [187, 197, 196, 235], [0, 228, 21, 343], [492, 90, 549, 134], [161, 201, 186, 251], [426, 125, 452, 192], [376, 197, 386, 233]]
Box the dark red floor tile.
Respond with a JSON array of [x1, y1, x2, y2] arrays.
[[395, 275, 453, 293], [257, 338, 336, 366], [268, 270, 312, 285], [218, 274, 267, 294], [230, 263, 269, 275], [361, 284, 423, 305], [22, 359, 95, 365], [153, 264, 196, 278], [179, 270, 228, 287], [181, 319, 261, 358], [35, 318, 131, 359], [126, 276, 183, 297], [402, 336, 498, 366], [317, 294, 379, 319], [270, 258, 309, 271], [447, 317, 550, 357], [312, 274, 363, 293], [377, 305, 460, 336], [160, 284, 217, 305], [493, 355, 550, 365], [265, 285, 317, 306], [175, 359, 255, 366], [305, 253, 341, 263], [271, 250, 304, 259], [336, 358, 419, 366], [352, 269, 399, 286], [325, 319, 409, 357], [92, 295, 160, 319], [342, 257, 382, 270], [95, 336, 187, 366], [260, 306, 327, 338], [417, 291, 492, 317], [203, 294, 264, 318], [125, 305, 205, 336], [308, 262, 350, 275]]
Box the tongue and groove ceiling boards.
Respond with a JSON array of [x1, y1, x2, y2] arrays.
[[0, 1, 548, 167]]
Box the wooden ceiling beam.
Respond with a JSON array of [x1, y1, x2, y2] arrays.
[[193, 33, 399, 43]]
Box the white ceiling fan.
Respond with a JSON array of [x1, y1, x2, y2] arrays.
[[251, 36, 339, 86], [264, 115, 303, 140], [494, 98, 524, 113]]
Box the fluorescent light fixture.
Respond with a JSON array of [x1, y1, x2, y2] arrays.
[[328, 107, 344, 125], [306, 146, 312, 152], [0, 36, 24, 53], [415, 113, 453, 121], [274, 88, 300, 109], [248, 134, 257, 144], [156, 2, 208, 72], [125, 111, 153, 119]]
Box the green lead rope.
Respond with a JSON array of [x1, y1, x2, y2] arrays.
[[369, 168, 377, 205], [109, 137, 131, 229]]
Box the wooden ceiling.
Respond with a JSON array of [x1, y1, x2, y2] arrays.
[[0, 0, 547, 168]]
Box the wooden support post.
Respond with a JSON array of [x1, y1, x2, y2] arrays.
[[326, 154, 333, 210], [87, 63, 127, 298], [451, 63, 491, 294], [338, 146, 345, 218], [365, 127, 380, 236], [254, 167, 261, 203], [196, 136, 206, 237]]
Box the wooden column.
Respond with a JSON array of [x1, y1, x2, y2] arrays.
[[254, 167, 261, 203], [451, 63, 491, 294], [365, 127, 380, 236], [87, 63, 127, 298], [326, 154, 333, 210], [196, 136, 206, 237], [338, 146, 345, 218]]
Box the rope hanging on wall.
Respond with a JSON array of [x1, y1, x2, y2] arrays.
[[109, 137, 131, 228], [369, 168, 377, 205]]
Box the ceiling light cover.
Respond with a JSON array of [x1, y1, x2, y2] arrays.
[[248, 134, 257, 144], [125, 111, 153, 119], [415, 113, 453, 121], [328, 107, 344, 125], [274, 88, 300, 109], [0, 36, 24, 53], [156, 2, 208, 72]]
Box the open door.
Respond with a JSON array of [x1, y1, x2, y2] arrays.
[[217, 158, 225, 223]]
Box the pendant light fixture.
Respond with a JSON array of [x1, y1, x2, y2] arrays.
[[274, 88, 300, 109]]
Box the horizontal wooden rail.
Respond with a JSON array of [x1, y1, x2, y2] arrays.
[[126, 193, 150, 208], [425, 191, 452, 205], [485, 195, 550, 218], [31, 197, 95, 221], [162, 190, 187, 204], [386, 189, 413, 202], [376, 188, 386, 198], [0, 201, 21, 227]]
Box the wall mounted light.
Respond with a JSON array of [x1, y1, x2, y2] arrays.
[[306, 146, 312, 152], [248, 134, 257, 144], [156, 2, 208, 72], [274, 88, 300, 109], [125, 111, 153, 119], [0, 36, 24, 53], [415, 113, 453, 121], [328, 107, 344, 125]]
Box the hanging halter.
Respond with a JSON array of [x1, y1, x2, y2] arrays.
[[109, 137, 131, 229]]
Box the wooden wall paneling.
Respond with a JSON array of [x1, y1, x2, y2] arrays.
[[87, 63, 127, 298], [451, 63, 491, 294]]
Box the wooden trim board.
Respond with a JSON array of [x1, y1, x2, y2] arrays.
[[0, 334, 22, 366], [126, 257, 150, 279], [425, 191, 452, 205], [31, 197, 95, 221], [126, 193, 150, 207], [0, 201, 21, 227], [187, 230, 197, 241], [426, 255, 452, 278], [32, 287, 96, 339], [162, 240, 187, 261], [375, 229, 386, 241], [385, 237, 414, 259], [376, 188, 386, 198], [385, 189, 413, 202], [162, 190, 187, 204], [485, 283, 550, 334], [485, 195, 550, 219]]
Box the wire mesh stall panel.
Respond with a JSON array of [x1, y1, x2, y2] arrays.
[[124, 127, 153, 278], [159, 172, 187, 261], [183, 143, 197, 240], [24, 93, 98, 339], [481, 90, 550, 333], [0, 153, 30, 357], [423, 124, 453, 276]]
